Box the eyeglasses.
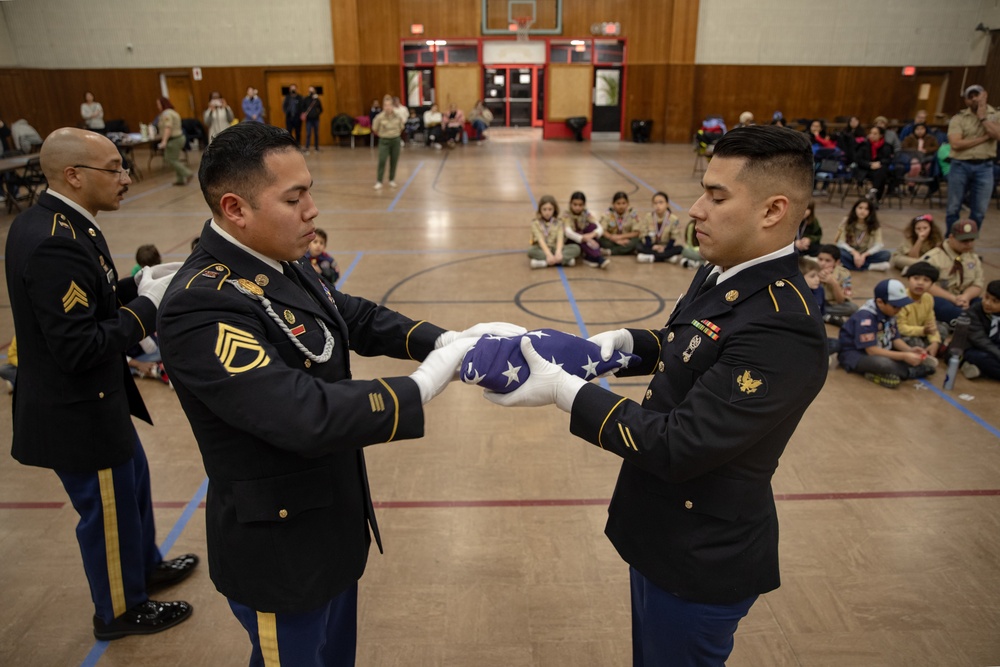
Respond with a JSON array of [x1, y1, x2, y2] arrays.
[[73, 163, 131, 180]]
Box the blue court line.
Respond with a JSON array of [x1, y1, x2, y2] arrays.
[[917, 379, 1000, 440], [604, 157, 687, 212], [79, 476, 209, 667], [515, 159, 537, 210], [387, 161, 424, 212], [335, 252, 364, 290]]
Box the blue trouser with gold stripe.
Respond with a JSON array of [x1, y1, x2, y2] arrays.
[[55, 436, 162, 623], [228, 583, 358, 667]]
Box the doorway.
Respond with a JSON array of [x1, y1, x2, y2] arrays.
[[483, 66, 543, 128], [912, 72, 950, 125], [592, 67, 622, 136], [161, 74, 195, 119], [264, 71, 337, 146]]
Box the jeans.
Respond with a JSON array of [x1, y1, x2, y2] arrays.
[[305, 118, 320, 149], [286, 117, 302, 146], [946, 159, 993, 235], [840, 249, 891, 270], [471, 119, 488, 139], [964, 348, 1000, 380]]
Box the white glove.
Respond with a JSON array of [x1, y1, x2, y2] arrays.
[[484, 337, 587, 412], [137, 271, 175, 308], [588, 328, 634, 362], [435, 321, 527, 349], [409, 337, 477, 404], [134, 261, 183, 284]]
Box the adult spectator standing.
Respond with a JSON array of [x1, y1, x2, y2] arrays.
[[487, 125, 828, 665], [242, 86, 264, 123], [157, 122, 520, 665], [301, 86, 323, 154], [4, 127, 196, 641], [202, 91, 234, 144], [283, 84, 303, 147], [372, 94, 404, 189], [946, 85, 999, 235], [156, 97, 193, 186], [80, 92, 105, 132]]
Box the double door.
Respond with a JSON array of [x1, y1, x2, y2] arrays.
[[483, 66, 544, 128]]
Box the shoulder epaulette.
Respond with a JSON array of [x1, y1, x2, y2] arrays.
[[766, 278, 813, 315], [49, 213, 76, 239], [185, 262, 231, 290]]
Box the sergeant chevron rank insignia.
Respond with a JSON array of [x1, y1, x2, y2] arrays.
[[732, 367, 767, 402], [62, 281, 88, 312], [216, 323, 271, 374]]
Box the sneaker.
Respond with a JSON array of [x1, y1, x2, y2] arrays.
[[667, 255, 681, 265], [373, 182, 383, 190], [922, 356, 939, 370], [599, 258, 610, 269], [961, 362, 981, 379], [529, 259, 547, 269], [680, 258, 701, 270], [600, 248, 612, 257], [583, 259, 601, 268], [823, 314, 846, 327], [866, 187, 878, 202], [565, 258, 576, 267], [389, 181, 397, 188], [303, 149, 310, 155], [864, 372, 901, 389], [637, 253, 655, 263], [2, 378, 12, 394], [868, 261, 890, 272], [433, 142, 443, 150]]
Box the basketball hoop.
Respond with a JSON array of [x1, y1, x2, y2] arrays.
[[511, 16, 533, 42]]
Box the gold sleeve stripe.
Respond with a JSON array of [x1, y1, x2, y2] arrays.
[[97, 468, 128, 618], [767, 285, 780, 312], [617, 422, 638, 451], [120, 306, 147, 339], [598, 397, 629, 450], [369, 392, 386, 412], [405, 321, 427, 360], [255, 611, 281, 666], [784, 280, 812, 315], [376, 378, 400, 442]]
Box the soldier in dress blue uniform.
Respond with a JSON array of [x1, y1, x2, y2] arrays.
[[5, 128, 198, 641], [489, 126, 828, 666], [156, 122, 521, 667]]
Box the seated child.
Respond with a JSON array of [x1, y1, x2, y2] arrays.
[[529, 195, 580, 269], [837, 279, 938, 388], [131, 243, 161, 276], [636, 191, 698, 267], [598, 191, 642, 256], [303, 228, 340, 286], [404, 110, 421, 143], [961, 279, 1000, 381], [795, 200, 822, 257], [799, 256, 825, 312], [816, 244, 858, 326], [896, 261, 942, 358], [560, 191, 608, 269]]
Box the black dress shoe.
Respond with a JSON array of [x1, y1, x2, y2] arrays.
[[147, 553, 199, 593], [93, 600, 193, 640]]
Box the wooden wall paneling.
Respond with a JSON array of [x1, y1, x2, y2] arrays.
[[330, 0, 362, 64], [667, 0, 698, 64], [547, 64, 592, 121], [400, 0, 482, 38], [985, 32, 1000, 103], [434, 65, 480, 121], [354, 0, 401, 65], [664, 64, 695, 142], [359, 65, 404, 110]]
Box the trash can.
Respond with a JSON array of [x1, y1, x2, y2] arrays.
[[631, 119, 653, 143], [565, 117, 588, 142]]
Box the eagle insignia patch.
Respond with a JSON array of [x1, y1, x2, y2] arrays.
[[732, 367, 767, 402]]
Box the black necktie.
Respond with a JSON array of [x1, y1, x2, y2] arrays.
[[696, 270, 719, 297]]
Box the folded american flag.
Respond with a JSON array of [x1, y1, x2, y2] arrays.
[[460, 328, 641, 393]]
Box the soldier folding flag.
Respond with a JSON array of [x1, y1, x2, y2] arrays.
[[460, 328, 641, 393]]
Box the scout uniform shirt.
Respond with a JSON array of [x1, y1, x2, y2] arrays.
[[920, 244, 984, 296], [948, 104, 999, 161], [837, 299, 898, 371], [641, 211, 684, 247], [530, 214, 564, 252]]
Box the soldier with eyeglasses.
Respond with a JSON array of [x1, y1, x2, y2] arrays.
[[4, 127, 199, 641]]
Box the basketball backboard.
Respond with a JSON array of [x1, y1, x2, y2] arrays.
[[482, 0, 562, 36]]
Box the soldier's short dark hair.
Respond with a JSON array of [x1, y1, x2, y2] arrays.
[[712, 125, 814, 212], [199, 123, 298, 218]]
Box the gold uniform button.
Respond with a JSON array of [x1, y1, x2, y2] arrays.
[[775, 280, 785, 287], [278, 509, 288, 519], [667, 331, 675, 343], [98, 392, 105, 399], [645, 389, 652, 400], [658, 361, 665, 373], [304, 360, 312, 368], [684, 500, 693, 509]]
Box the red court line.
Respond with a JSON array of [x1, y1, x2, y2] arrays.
[[4, 489, 1000, 511]]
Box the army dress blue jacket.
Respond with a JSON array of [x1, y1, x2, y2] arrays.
[[157, 222, 444, 613], [569, 250, 828, 604]]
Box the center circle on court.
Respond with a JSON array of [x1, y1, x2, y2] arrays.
[[514, 278, 666, 326]]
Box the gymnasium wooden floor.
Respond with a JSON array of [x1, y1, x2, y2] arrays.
[[1, 131, 998, 666]]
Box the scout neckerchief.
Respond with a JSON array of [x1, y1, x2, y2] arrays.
[[539, 215, 557, 242], [609, 208, 628, 234], [652, 211, 671, 242]]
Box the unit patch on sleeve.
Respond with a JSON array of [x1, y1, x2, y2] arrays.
[[215, 323, 271, 375], [731, 367, 767, 402]]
